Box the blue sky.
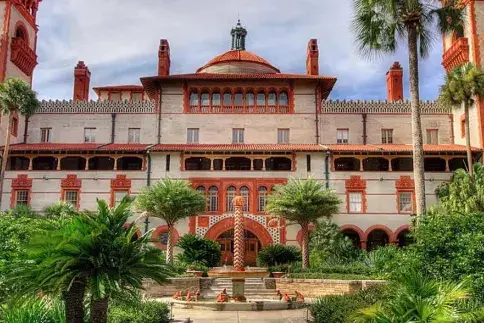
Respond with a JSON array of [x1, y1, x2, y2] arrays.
[[32, 0, 446, 101]]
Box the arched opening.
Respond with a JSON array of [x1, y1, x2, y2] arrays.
[[223, 91, 232, 107], [367, 229, 389, 251], [216, 229, 262, 266], [258, 186, 268, 212], [32, 156, 57, 170], [424, 158, 446, 172], [279, 92, 288, 106], [265, 157, 292, 171], [88, 157, 115, 170], [449, 158, 468, 172], [342, 229, 361, 249], [117, 157, 143, 170], [253, 159, 263, 171], [363, 157, 389, 171], [15, 26, 28, 42], [189, 91, 199, 107], [212, 92, 221, 111], [226, 186, 236, 212], [391, 157, 413, 171], [7, 156, 29, 170], [268, 91, 277, 105], [208, 186, 219, 212], [240, 186, 250, 212], [225, 157, 251, 171], [185, 157, 211, 171], [396, 230, 413, 247], [334, 157, 360, 171], [234, 92, 243, 106], [246, 92, 255, 108], [60, 157, 86, 171], [200, 92, 210, 106]]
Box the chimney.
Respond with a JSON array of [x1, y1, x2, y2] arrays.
[[73, 61, 91, 101], [158, 39, 171, 76], [306, 39, 319, 76], [386, 62, 403, 101]]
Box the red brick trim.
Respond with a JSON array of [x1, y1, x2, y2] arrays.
[[363, 224, 393, 243], [340, 224, 365, 249], [395, 176, 415, 214], [60, 174, 81, 210], [392, 225, 410, 242], [345, 176, 367, 213], [205, 217, 273, 247], [10, 174, 32, 208], [152, 225, 180, 250], [110, 174, 131, 207]]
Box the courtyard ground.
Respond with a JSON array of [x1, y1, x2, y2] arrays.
[[171, 307, 312, 323]]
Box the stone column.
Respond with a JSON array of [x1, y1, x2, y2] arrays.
[[232, 196, 245, 272]]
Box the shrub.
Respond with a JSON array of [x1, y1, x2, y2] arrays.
[[108, 300, 169, 323], [310, 284, 389, 323], [0, 297, 65, 323], [43, 201, 77, 219], [257, 244, 301, 267], [176, 234, 221, 267], [7, 204, 39, 219], [286, 273, 375, 280], [361, 245, 420, 279]]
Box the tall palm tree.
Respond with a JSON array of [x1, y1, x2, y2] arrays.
[[354, 271, 484, 322], [352, 0, 465, 216], [440, 63, 484, 177], [265, 178, 340, 269], [135, 178, 206, 264], [0, 78, 39, 208]]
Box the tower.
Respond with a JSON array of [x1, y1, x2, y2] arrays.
[[0, 0, 41, 85], [231, 20, 247, 51], [73, 61, 91, 101], [306, 39, 319, 76], [158, 39, 171, 76], [386, 62, 403, 102]]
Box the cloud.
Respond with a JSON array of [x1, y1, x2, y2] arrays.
[[32, 0, 445, 101]]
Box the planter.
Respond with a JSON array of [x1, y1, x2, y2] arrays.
[[187, 270, 203, 277], [272, 272, 285, 278]]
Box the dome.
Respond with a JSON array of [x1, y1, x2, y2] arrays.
[[196, 50, 280, 74]]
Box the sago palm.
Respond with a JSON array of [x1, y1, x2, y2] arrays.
[[439, 63, 484, 177], [265, 178, 340, 268], [352, 0, 465, 216], [0, 78, 39, 208], [135, 178, 206, 264]]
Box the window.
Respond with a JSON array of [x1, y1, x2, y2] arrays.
[[212, 92, 221, 106], [337, 129, 349, 144], [128, 128, 140, 144], [201, 92, 210, 106], [426, 129, 439, 144], [226, 186, 236, 212], [257, 92, 265, 106], [84, 128, 96, 143], [398, 192, 413, 213], [11, 116, 18, 137], [258, 186, 268, 212], [234, 92, 243, 106], [240, 186, 250, 212], [187, 128, 199, 144], [246, 93, 255, 106], [461, 116, 465, 138], [64, 190, 78, 207], [279, 92, 288, 106], [40, 128, 51, 143], [223, 92, 232, 106], [208, 186, 219, 212], [232, 128, 244, 144], [381, 129, 393, 144], [307, 155, 311, 172], [348, 192, 362, 213], [114, 190, 129, 207], [15, 190, 28, 206], [166, 154, 170, 171], [189, 92, 198, 106], [132, 92, 143, 102], [277, 129, 290, 144], [110, 92, 121, 102], [268, 92, 277, 105]]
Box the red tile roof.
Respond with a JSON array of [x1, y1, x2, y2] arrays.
[[197, 50, 280, 73], [92, 85, 144, 96], [150, 144, 325, 152], [324, 144, 481, 153], [98, 144, 150, 151], [3, 143, 150, 152]]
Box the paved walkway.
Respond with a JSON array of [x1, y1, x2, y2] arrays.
[[171, 307, 312, 323]]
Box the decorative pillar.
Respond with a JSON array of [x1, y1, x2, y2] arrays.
[[231, 195, 246, 302], [210, 158, 214, 171], [85, 157, 89, 171], [388, 158, 393, 172], [28, 157, 33, 171], [56, 156, 61, 170]]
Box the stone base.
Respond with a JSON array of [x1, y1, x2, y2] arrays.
[[165, 299, 306, 311], [207, 270, 269, 278]]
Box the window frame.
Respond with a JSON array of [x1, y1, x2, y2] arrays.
[[15, 189, 29, 206], [257, 186, 268, 213], [232, 128, 245, 144], [40, 127, 51, 143], [113, 190, 129, 207], [64, 190, 79, 209], [277, 128, 290, 144], [336, 128, 349, 144], [208, 186, 219, 212], [187, 128, 200, 144], [381, 129, 394, 144], [128, 128, 141, 144], [426, 129, 439, 145], [398, 191, 414, 214], [348, 192, 363, 213], [84, 127, 96, 143]]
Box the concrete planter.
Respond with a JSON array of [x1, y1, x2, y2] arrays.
[[272, 272, 285, 278], [187, 270, 204, 277]]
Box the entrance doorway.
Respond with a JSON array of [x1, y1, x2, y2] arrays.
[[216, 229, 262, 266]]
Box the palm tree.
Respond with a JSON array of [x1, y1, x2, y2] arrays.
[[0, 78, 39, 208], [440, 63, 484, 177], [354, 271, 484, 322], [135, 178, 206, 264], [265, 178, 340, 269], [12, 197, 170, 323], [352, 0, 465, 216]]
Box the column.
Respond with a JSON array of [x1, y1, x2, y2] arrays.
[[113, 157, 118, 171], [56, 156, 61, 170], [359, 158, 364, 172], [85, 157, 89, 171], [232, 195, 246, 302], [28, 157, 33, 171], [210, 158, 214, 171], [388, 158, 392, 172]]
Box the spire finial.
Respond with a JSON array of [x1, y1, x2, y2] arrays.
[[230, 19, 247, 50]]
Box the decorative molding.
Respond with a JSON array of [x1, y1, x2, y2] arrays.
[[111, 174, 131, 189], [10, 37, 37, 76], [322, 100, 451, 114], [61, 174, 81, 188], [345, 176, 367, 213], [395, 176, 415, 190], [345, 176, 366, 190], [36, 100, 156, 114], [198, 216, 209, 228], [11, 174, 32, 188], [442, 37, 469, 72]]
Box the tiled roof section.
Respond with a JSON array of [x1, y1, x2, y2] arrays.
[[196, 50, 280, 73], [325, 144, 481, 152], [3, 143, 150, 152], [151, 144, 325, 152], [92, 85, 144, 96], [98, 144, 150, 151]]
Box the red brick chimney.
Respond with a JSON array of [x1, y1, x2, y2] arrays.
[[306, 39, 319, 76], [73, 61, 91, 101], [386, 62, 403, 101], [158, 39, 171, 76]]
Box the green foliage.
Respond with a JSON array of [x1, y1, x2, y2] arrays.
[[43, 201, 78, 219], [286, 273, 374, 280], [361, 245, 421, 280], [311, 284, 389, 323], [108, 300, 169, 323], [256, 244, 301, 267], [0, 78, 40, 117], [440, 62, 484, 109], [7, 204, 39, 219], [176, 234, 221, 268], [0, 297, 65, 323], [354, 272, 484, 322]]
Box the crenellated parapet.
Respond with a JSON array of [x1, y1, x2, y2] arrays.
[[322, 100, 451, 114], [36, 100, 156, 114]]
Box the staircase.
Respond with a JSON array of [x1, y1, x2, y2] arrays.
[[205, 278, 280, 300]]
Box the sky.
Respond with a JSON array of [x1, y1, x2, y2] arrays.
[[32, 0, 446, 101]]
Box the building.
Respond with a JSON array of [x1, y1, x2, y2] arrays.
[[0, 0, 482, 265]]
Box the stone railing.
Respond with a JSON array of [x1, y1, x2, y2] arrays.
[[36, 100, 156, 114], [322, 100, 451, 114]]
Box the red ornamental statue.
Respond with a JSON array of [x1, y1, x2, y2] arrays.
[[295, 290, 305, 303], [282, 293, 291, 303], [216, 288, 229, 303], [172, 290, 182, 300]]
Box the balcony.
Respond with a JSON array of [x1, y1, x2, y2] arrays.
[[442, 37, 469, 72], [10, 37, 38, 76]]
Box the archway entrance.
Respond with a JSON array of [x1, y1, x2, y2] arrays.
[[216, 229, 262, 266]]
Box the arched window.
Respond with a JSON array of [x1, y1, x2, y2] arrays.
[[234, 92, 243, 106], [15, 26, 27, 42], [117, 157, 143, 170], [258, 186, 268, 212], [363, 157, 389, 171], [257, 92, 266, 107], [279, 92, 289, 106], [212, 92, 221, 108], [189, 91, 199, 106], [367, 229, 389, 251], [200, 92, 210, 106], [226, 186, 236, 212], [246, 92, 255, 108], [223, 91, 232, 106], [334, 157, 360, 171], [196, 186, 205, 193], [208, 186, 219, 212], [268, 92, 277, 105], [240, 186, 250, 212]]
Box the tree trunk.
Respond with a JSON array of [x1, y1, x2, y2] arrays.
[[464, 102, 473, 176], [0, 110, 13, 209], [166, 224, 173, 264], [63, 278, 86, 323], [300, 223, 309, 269], [408, 26, 426, 217], [90, 296, 109, 323]]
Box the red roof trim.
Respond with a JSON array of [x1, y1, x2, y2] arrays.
[[196, 50, 280, 73], [150, 144, 324, 152], [93, 85, 144, 95], [3, 143, 149, 152], [325, 144, 481, 153]]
